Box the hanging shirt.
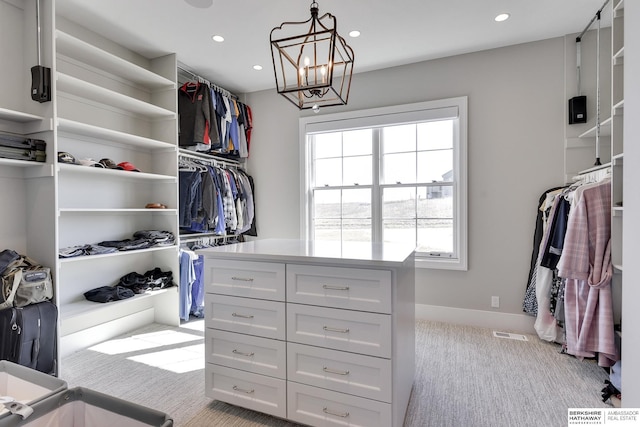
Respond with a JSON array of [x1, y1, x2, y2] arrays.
[[179, 248, 198, 321], [178, 82, 212, 147]]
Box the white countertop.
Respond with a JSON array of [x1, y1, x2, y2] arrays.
[[197, 239, 415, 267]]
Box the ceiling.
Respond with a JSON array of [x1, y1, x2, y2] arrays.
[[55, 0, 609, 96]]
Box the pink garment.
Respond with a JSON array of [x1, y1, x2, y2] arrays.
[[557, 180, 618, 367]]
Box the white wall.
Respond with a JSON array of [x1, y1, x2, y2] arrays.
[[246, 37, 567, 327]]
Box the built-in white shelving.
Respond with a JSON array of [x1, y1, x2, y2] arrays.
[[58, 245, 178, 264], [57, 162, 176, 182], [0, 107, 44, 123], [52, 13, 180, 359], [61, 288, 174, 321], [57, 73, 175, 118], [57, 118, 175, 149], [55, 30, 175, 90], [578, 116, 612, 139]]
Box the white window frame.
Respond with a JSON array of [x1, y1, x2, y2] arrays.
[[299, 97, 468, 270]]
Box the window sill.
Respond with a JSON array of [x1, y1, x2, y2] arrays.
[[415, 256, 467, 271]]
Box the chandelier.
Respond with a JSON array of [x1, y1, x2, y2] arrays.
[[270, 1, 354, 111]]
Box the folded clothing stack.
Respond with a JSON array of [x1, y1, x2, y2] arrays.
[[98, 230, 175, 251], [117, 268, 174, 294], [84, 268, 175, 303], [84, 285, 134, 303]]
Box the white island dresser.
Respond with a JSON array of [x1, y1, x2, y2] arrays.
[[198, 239, 415, 427]]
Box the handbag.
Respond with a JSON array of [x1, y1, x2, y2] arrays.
[[0, 253, 53, 309]]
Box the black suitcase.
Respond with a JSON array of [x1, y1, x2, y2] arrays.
[[0, 301, 57, 375]]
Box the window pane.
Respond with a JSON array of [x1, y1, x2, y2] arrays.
[[314, 133, 342, 159], [342, 189, 371, 218], [417, 219, 453, 253], [383, 187, 416, 219], [343, 155, 372, 186], [315, 158, 342, 187], [382, 124, 416, 154], [314, 189, 341, 218], [417, 120, 453, 151], [382, 152, 416, 184], [417, 149, 453, 182], [417, 186, 453, 218], [383, 219, 416, 245], [343, 129, 372, 156], [314, 218, 341, 241], [342, 219, 371, 242]]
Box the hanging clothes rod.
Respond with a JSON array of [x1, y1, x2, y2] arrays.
[[177, 63, 238, 100], [178, 148, 240, 168], [575, 0, 610, 95], [180, 232, 226, 243], [576, 0, 610, 41]]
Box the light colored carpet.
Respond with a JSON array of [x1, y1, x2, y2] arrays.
[[61, 319, 610, 427]]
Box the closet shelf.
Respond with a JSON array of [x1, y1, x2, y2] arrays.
[[55, 30, 175, 90], [613, 153, 624, 164], [59, 208, 178, 216], [613, 100, 624, 115], [614, 0, 624, 17], [613, 47, 624, 65], [57, 118, 176, 150], [613, 207, 623, 217], [0, 157, 49, 169], [57, 162, 176, 182], [58, 245, 178, 265], [56, 73, 176, 119], [0, 107, 44, 123], [578, 117, 612, 139], [613, 264, 623, 272], [60, 288, 174, 321]]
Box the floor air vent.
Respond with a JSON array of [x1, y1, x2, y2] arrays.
[[492, 331, 528, 341]]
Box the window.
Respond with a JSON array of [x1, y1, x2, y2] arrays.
[[300, 97, 467, 270]]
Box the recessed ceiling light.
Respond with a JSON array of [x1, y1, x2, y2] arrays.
[[212, 35, 224, 42], [349, 30, 361, 38], [253, 65, 263, 71], [495, 13, 510, 22]]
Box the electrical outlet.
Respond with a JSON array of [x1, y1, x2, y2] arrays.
[[491, 296, 500, 308]]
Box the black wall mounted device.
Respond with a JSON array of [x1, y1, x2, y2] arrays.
[[568, 95, 587, 124]]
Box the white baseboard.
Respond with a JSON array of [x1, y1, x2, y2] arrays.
[[415, 304, 536, 335]]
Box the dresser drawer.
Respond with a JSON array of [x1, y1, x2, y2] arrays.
[[206, 329, 286, 379], [206, 364, 286, 419], [287, 381, 391, 427], [287, 303, 391, 358], [287, 264, 391, 313], [205, 294, 285, 340], [288, 342, 392, 402], [205, 259, 285, 301]]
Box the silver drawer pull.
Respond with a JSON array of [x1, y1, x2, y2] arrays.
[[323, 366, 350, 376], [323, 326, 350, 333], [323, 407, 349, 418], [232, 349, 255, 357], [232, 385, 255, 394], [232, 312, 254, 319], [231, 276, 254, 282], [322, 285, 350, 291]]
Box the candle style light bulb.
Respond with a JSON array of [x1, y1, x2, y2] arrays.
[[321, 65, 327, 83]]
